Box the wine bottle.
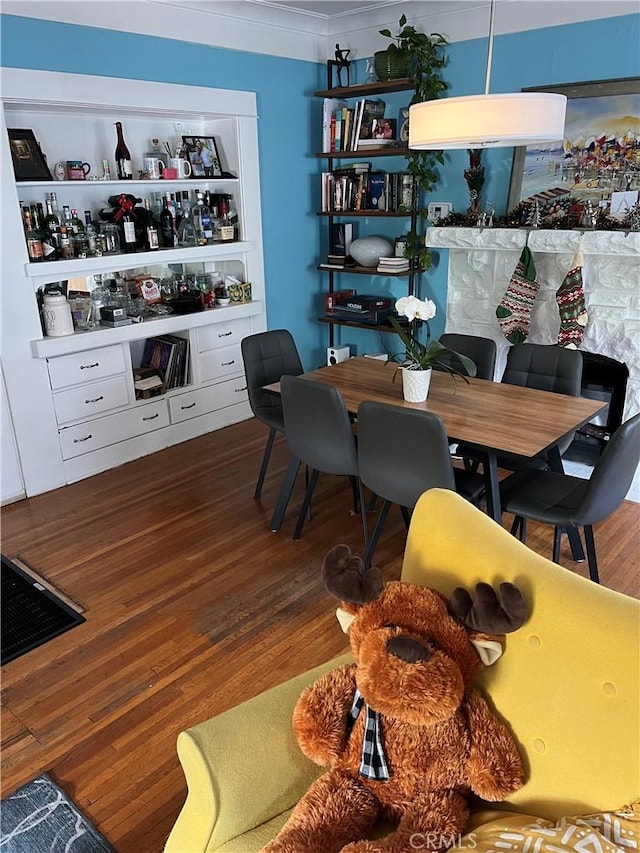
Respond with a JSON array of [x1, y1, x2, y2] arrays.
[[160, 196, 175, 248], [121, 209, 138, 253], [143, 198, 159, 251], [114, 121, 133, 180], [43, 198, 61, 260]]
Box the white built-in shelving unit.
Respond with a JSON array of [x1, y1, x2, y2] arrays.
[[1, 69, 266, 499]]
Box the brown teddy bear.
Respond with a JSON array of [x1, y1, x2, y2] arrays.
[[262, 544, 527, 853]]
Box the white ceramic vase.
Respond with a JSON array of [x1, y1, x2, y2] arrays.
[[402, 367, 432, 403]]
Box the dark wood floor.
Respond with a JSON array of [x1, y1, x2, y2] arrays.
[[1, 417, 638, 851]]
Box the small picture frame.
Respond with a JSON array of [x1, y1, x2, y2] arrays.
[[7, 128, 52, 181], [181, 135, 222, 178]]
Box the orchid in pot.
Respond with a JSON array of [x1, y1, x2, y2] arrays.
[[388, 296, 477, 402]]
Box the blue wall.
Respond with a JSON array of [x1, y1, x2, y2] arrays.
[[2, 12, 638, 364]]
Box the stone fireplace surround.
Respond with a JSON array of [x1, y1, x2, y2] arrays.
[[427, 227, 639, 500]]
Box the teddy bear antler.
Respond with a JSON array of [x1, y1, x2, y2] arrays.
[[447, 582, 527, 634], [322, 544, 383, 604]]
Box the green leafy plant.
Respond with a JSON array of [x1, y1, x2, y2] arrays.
[[379, 15, 448, 271], [387, 297, 476, 382]]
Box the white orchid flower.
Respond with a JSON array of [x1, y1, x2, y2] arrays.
[[395, 295, 436, 322]]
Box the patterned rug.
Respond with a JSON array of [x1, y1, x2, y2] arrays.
[[0, 773, 115, 852]]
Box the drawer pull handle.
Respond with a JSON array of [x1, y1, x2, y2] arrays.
[[85, 395, 104, 404], [142, 413, 160, 421], [181, 402, 197, 410], [73, 435, 93, 443], [80, 362, 99, 370], [218, 331, 232, 337], [235, 386, 247, 393], [221, 360, 235, 366]]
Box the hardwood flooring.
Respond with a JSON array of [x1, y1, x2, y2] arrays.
[[1, 417, 638, 851]]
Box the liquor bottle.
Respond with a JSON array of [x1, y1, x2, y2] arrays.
[[114, 121, 133, 180], [159, 196, 175, 248], [84, 210, 99, 255], [23, 208, 44, 262], [57, 226, 75, 259], [143, 198, 160, 251], [195, 191, 213, 245], [121, 208, 138, 253], [43, 198, 61, 260], [70, 208, 85, 234], [176, 205, 197, 247]]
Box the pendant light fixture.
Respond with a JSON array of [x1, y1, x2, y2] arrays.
[[409, 0, 567, 150]]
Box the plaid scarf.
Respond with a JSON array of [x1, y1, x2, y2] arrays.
[[347, 689, 390, 781]]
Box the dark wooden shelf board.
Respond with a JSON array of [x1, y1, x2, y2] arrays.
[[318, 315, 400, 334], [318, 264, 412, 277], [314, 80, 414, 98], [316, 147, 409, 159], [317, 210, 411, 217]]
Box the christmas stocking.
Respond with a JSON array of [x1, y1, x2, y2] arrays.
[[496, 246, 539, 344], [556, 249, 588, 348]]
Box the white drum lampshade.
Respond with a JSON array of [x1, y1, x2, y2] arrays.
[[409, 92, 567, 150]]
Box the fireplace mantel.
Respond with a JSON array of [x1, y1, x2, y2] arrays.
[[426, 227, 639, 420]]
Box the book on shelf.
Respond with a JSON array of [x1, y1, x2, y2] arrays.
[[357, 99, 386, 142], [322, 97, 347, 151], [140, 334, 189, 390], [330, 222, 354, 256], [377, 257, 410, 273], [369, 171, 386, 211]]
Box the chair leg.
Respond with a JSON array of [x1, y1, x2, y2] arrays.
[[368, 492, 378, 512], [510, 515, 526, 542], [357, 479, 369, 550], [400, 505, 411, 529], [254, 427, 277, 500], [582, 525, 600, 584], [293, 469, 320, 540], [349, 476, 360, 515], [364, 500, 391, 570], [552, 527, 563, 564], [270, 457, 300, 532]]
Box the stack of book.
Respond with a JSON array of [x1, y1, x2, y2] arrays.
[[320, 169, 415, 213], [377, 256, 410, 274], [322, 97, 397, 153], [140, 334, 189, 390]]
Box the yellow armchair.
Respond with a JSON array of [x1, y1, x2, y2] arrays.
[[165, 490, 639, 853]]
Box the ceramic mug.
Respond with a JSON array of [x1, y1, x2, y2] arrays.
[[168, 158, 192, 179], [66, 160, 91, 180], [53, 162, 67, 181], [143, 157, 164, 180]]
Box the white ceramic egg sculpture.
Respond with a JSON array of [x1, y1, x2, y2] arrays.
[[349, 236, 393, 267]]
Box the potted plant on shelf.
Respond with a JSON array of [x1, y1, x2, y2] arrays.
[[388, 296, 476, 402], [375, 15, 447, 86]]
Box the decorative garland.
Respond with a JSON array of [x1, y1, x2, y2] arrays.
[[435, 199, 640, 232]]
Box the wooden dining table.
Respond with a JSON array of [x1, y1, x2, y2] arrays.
[[265, 356, 606, 529]]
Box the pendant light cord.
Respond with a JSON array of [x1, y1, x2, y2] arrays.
[[484, 0, 496, 95]]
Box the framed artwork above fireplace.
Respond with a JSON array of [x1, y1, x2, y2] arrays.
[[507, 76, 640, 213]]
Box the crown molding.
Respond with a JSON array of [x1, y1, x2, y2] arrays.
[[1, 0, 637, 63]]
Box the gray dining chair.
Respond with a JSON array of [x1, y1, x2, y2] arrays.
[[270, 375, 368, 544], [500, 413, 640, 583], [459, 343, 584, 472], [357, 401, 485, 568], [241, 329, 303, 500], [438, 333, 497, 381]]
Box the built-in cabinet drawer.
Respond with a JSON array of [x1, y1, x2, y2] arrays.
[[58, 398, 170, 459], [47, 345, 126, 389], [199, 344, 243, 383], [196, 318, 251, 352], [53, 375, 131, 425], [169, 376, 248, 424]]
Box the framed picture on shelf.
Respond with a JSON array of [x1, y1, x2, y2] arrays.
[[7, 128, 52, 181], [507, 77, 640, 212], [181, 135, 222, 178]]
